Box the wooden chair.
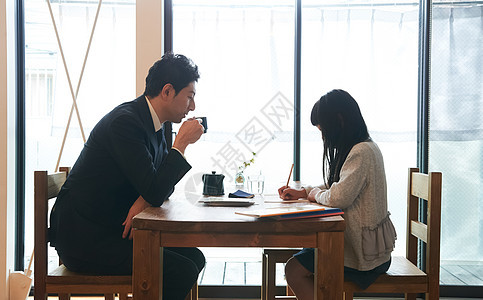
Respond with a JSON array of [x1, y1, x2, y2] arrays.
[[34, 168, 132, 300], [263, 168, 442, 300], [34, 167, 198, 300], [186, 282, 198, 300], [344, 167, 442, 300], [261, 249, 298, 300]]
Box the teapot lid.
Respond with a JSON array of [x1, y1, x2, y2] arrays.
[[204, 171, 223, 177]]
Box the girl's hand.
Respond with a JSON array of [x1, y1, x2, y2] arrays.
[[278, 186, 308, 200], [278, 185, 288, 198]]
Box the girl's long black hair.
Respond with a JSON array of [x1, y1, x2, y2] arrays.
[[310, 89, 369, 186]]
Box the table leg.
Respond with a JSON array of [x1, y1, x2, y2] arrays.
[[315, 231, 344, 299], [133, 229, 162, 299]]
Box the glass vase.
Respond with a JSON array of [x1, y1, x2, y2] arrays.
[[235, 171, 245, 189]]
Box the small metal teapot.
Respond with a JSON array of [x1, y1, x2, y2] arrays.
[[202, 171, 225, 196]]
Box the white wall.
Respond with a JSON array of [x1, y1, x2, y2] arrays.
[[136, 0, 163, 95], [0, 0, 17, 298]]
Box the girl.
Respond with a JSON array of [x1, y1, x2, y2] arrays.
[[278, 89, 396, 299]]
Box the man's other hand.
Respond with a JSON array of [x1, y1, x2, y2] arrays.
[[122, 196, 151, 240]]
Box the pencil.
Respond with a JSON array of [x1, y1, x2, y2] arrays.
[[286, 163, 294, 187]]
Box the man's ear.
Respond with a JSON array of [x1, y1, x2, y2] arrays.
[[161, 83, 174, 98]]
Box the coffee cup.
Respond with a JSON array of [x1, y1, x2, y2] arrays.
[[196, 117, 207, 133]]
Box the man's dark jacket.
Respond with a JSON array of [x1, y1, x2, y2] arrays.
[[50, 95, 191, 266]]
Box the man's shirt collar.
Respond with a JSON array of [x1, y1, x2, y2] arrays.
[[145, 96, 162, 132]]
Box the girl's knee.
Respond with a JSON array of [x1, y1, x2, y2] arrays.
[[285, 257, 301, 283], [285, 257, 312, 281], [284, 257, 315, 300], [285, 257, 297, 275]]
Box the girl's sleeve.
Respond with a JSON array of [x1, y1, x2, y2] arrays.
[[304, 183, 328, 196], [313, 147, 367, 209]]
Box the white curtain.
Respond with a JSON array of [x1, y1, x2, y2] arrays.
[[300, 4, 419, 256], [430, 4, 483, 264]]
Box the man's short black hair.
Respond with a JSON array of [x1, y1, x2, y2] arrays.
[[144, 53, 200, 98]]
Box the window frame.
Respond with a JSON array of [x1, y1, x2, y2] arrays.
[[15, 0, 483, 297]]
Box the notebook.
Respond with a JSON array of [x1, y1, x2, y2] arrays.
[[235, 203, 343, 220]]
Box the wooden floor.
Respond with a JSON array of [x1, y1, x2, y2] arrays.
[[27, 297, 480, 299], [39, 258, 482, 299], [198, 261, 483, 287], [440, 264, 483, 286], [46, 256, 483, 286]]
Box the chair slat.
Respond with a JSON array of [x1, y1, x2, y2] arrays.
[[411, 172, 429, 199], [47, 265, 132, 284], [47, 172, 68, 199], [410, 220, 428, 243], [46, 284, 132, 294]]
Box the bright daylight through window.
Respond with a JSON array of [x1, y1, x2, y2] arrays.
[[22, 0, 483, 290]]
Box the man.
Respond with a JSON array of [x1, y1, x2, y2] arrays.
[[50, 53, 205, 299]]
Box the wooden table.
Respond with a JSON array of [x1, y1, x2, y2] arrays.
[[132, 193, 345, 299]]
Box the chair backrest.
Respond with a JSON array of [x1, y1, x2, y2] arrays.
[[34, 167, 70, 295], [406, 167, 442, 291]]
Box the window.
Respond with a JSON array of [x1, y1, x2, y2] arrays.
[[172, 0, 296, 272], [300, 1, 419, 257], [170, 1, 482, 292], [20, 0, 483, 294], [24, 0, 136, 269], [429, 0, 483, 287], [172, 0, 418, 272], [26, 70, 54, 117]]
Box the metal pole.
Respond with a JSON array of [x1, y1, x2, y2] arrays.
[[164, 0, 173, 148], [293, 0, 301, 181], [15, 0, 26, 271], [417, 0, 432, 276]]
